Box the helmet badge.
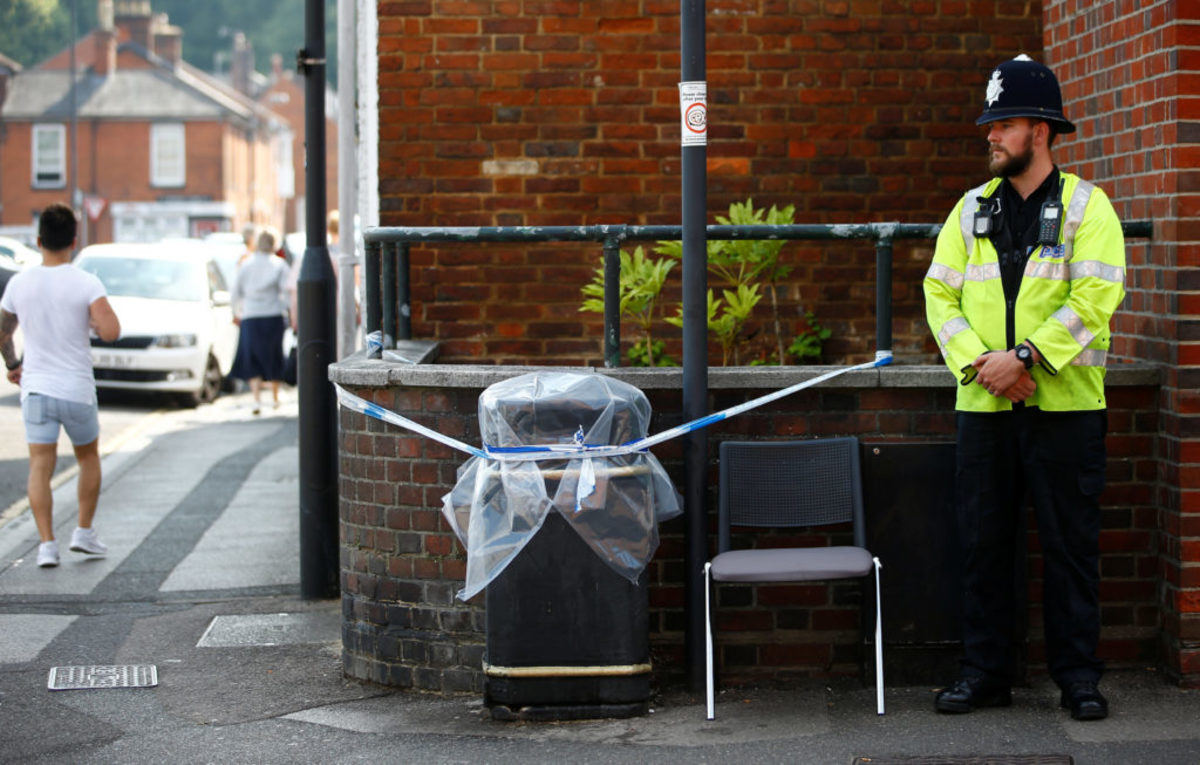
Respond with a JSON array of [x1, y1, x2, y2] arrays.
[[986, 70, 1004, 107]]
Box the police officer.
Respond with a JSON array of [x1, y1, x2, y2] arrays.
[[924, 55, 1126, 721]]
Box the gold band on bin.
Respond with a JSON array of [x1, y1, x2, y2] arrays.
[[482, 661, 653, 678]]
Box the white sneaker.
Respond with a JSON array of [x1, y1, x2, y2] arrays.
[[69, 526, 108, 555], [37, 541, 60, 568]]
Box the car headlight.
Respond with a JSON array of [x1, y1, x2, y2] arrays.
[[152, 333, 198, 348]]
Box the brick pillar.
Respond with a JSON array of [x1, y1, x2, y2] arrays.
[[1046, 0, 1200, 686]]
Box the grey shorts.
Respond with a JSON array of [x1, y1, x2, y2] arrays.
[[22, 393, 100, 446]]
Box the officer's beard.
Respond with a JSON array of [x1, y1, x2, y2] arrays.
[[988, 135, 1034, 178]]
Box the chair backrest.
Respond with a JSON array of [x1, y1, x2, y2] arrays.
[[717, 437, 865, 553]]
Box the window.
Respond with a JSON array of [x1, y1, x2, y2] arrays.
[[32, 124, 66, 188], [276, 129, 294, 198], [150, 123, 186, 187]]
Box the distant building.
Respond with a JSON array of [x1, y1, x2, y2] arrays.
[[254, 53, 339, 236], [0, 0, 291, 245], [217, 39, 339, 237]]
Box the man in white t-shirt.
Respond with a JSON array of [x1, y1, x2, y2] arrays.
[[0, 202, 121, 568]]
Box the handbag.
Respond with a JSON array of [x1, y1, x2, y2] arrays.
[[283, 345, 298, 386]]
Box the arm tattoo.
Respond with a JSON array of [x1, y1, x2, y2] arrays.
[[0, 309, 18, 364], [0, 310, 18, 368], [0, 310, 16, 337]]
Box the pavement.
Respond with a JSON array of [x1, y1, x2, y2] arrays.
[[2, 390, 1199, 764]]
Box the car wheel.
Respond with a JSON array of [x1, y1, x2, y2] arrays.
[[182, 353, 222, 408]]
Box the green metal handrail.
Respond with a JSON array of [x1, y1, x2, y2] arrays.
[[363, 220, 1153, 366]]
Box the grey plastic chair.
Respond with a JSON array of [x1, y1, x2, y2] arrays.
[[704, 437, 884, 719]]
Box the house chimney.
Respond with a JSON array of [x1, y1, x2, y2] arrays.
[[229, 32, 255, 96], [98, 0, 113, 29], [114, 0, 153, 52], [92, 0, 117, 76], [153, 16, 183, 67]]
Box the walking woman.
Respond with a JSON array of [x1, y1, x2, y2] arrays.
[[230, 227, 289, 414]]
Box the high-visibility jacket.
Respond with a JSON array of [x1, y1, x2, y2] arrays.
[[924, 171, 1126, 412]]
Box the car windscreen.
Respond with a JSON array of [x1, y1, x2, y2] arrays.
[[77, 256, 207, 302]]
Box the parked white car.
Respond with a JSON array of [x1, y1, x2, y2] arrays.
[[73, 243, 239, 406], [0, 235, 41, 268], [0, 251, 21, 298], [200, 232, 246, 287]]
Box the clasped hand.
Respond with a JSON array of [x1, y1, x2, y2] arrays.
[[973, 351, 1036, 403]]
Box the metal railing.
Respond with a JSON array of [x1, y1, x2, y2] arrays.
[[363, 220, 1153, 366]]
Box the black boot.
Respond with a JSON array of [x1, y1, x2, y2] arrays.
[[1060, 680, 1108, 721], [934, 676, 1012, 713]]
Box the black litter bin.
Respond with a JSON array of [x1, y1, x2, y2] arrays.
[[441, 372, 681, 721], [485, 512, 650, 720]]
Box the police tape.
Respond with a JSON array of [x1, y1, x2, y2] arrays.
[[334, 350, 894, 462]]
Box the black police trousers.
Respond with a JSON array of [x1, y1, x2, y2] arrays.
[[955, 407, 1107, 688]]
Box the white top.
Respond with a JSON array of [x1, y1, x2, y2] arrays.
[[233, 253, 289, 319], [0, 264, 107, 404]]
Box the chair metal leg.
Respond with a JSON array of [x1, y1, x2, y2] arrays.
[[704, 562, 715, 720], [873, 556, 884, 715]]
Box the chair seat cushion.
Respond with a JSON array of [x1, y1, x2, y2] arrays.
[[710, 546, 874, 582]]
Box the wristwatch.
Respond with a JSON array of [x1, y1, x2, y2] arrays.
[[1014, 343, 1034, 370], [4, 356, 21, 371]]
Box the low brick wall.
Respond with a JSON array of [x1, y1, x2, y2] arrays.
[[331, 358, 1161, 693]]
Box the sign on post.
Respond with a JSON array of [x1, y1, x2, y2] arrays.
[[678, 81, 707, 147]]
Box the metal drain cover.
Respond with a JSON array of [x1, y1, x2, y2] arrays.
[[196, 612, 339, 648], [48, 664, 158, 691]]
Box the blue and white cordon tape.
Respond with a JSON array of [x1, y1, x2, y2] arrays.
[[334, 350, 893, 461]]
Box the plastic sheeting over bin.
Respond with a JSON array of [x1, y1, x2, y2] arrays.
[[441, 372, 683, 601]]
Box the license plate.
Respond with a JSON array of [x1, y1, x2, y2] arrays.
[[94, 353, 135, 369]]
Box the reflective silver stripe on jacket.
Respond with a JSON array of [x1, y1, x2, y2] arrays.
[[925, 262, 965, 290], [958, 182, 991, 254], [1069, 259, 1125, 284], [937, 316, 970, 355], [966, 263, 1000, 282], [1070, 349, 1107, 367], [1024, 259, 1068, 281], [1052, 305, 1095, 349], [1063, 179, 1095, 262]]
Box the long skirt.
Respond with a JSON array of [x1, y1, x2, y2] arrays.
[[230, 315, 286, 382]]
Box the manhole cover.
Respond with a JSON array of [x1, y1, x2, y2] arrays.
[[196, 612, 339, 648], [48, 664, 158, 691], [854, 758, 1072, 765]]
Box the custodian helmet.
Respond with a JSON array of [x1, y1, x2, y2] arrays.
[[976, 54, 1076, 134]]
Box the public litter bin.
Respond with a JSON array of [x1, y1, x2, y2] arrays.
[[441, 372, 682, 721]]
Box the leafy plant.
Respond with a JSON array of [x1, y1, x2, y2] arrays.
[[627, 339, 676, 367], [580, 246, 675, 367], [714, 200, 796, 364], [657, 199, 816, 366], [581, 198, 832, 367], [666, 284, 762, 366], [787, 312, 832, 363]]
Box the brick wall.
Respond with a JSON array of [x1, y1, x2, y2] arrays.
[[336, 366, 1160, 691], [1046, 0, 1200, 686], [375, 1, 1042, 365]]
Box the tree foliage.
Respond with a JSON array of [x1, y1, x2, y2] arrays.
[[0, 0, 81, 69]]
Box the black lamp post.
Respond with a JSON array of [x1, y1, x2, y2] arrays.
[[297, 0, 338, 599], [680, 0, 708, 692]]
